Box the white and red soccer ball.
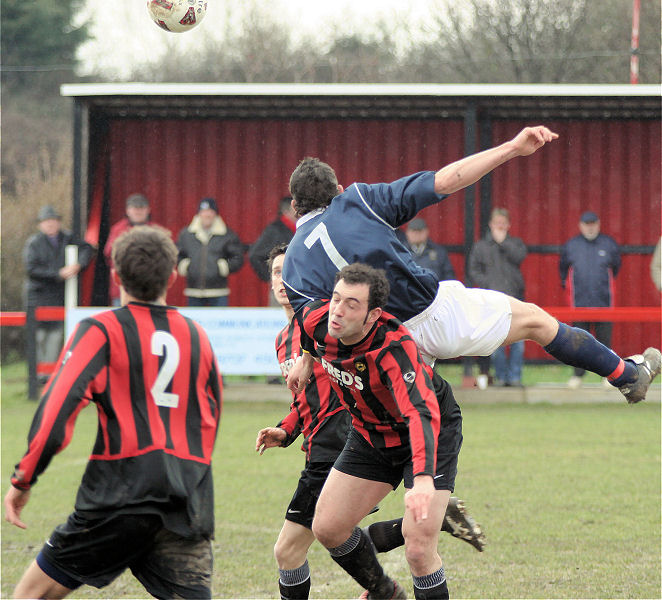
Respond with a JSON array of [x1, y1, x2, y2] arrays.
[[147, 0, 207, 33]]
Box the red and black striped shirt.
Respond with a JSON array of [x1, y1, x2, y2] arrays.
[[275, 318, 349, 463], [300, 301, 441, 478], [11, 302, 222, 538]]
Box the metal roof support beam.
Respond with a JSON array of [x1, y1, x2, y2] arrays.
[[478, 116, 493, 237], [463, 102, 478, 273], [72, 99, 83, 240]]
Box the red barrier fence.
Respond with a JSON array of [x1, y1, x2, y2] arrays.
[[2, 306, 659, 328], [543, 307, 660, 323], [1, 307, 66, 327], [2, 307, 68, 399], [2, 306, 659, 399]]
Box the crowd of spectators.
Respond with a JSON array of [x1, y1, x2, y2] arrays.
[[24, 193, 659, 389]]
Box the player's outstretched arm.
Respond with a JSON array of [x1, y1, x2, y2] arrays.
[[4, 486, 30, 529], [434, 126, 559, 195], [255, 427, 287, 455]]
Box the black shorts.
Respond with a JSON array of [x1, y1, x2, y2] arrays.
[[284, 461, 335, 528], [37, 512, 213, 599], [333, 396, 462, 492]]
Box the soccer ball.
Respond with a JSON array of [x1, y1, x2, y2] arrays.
[[146, 0, 207, 33]]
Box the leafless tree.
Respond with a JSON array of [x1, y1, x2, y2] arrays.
[[398, 0, 660, 83]]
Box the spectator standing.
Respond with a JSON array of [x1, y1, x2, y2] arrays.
[[248, 196, 297, 304], [103, 193, 158, 306], [176, 197, 245, 307], [6, 226, 223, 599], [23, 205, 94, 382], [467, 208, 527, 387], [403, 218, 455, 282], [560, 211, 621, 388]]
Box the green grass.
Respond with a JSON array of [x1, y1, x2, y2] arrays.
[[2, 362, 660, 599]]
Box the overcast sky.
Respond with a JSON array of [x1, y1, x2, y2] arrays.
[[78, 0, 437, 78]]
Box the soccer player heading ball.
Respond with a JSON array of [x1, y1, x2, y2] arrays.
[[282, 126, 661, 404]]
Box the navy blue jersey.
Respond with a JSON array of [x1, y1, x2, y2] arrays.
[[282, 171, 447, 322]]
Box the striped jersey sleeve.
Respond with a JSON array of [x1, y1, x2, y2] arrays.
[[375, 335, 441, 477], [11, 319, 106, 489], [274, 317, 348, 462]]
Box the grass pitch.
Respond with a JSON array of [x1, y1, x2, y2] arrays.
[[1, 361, 660, 599]]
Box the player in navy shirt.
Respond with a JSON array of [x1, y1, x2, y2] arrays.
[[296, 263, 463, 600], [282, 126, 660, 404], [256, 245, 484, 600]]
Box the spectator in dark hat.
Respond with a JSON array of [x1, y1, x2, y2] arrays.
[[403, 217, 455, 283], [103, 193, 162, 305], [560, 211, 621, 389], [248, 196, 297, 305], [176, 197, 245, 306], [23, 205, 94, 382]]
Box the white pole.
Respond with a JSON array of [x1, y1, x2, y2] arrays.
[[630, 0, 640, 84], [65, 245, 79, 309]]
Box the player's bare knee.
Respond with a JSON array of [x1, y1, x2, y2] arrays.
[[404, 536, 433, 570], [403, 524, 438, 562], [311, 518, 337, 549], [273, 538, 287, 565], [523, 303, 557, 344], [508, 301, 557, 345]]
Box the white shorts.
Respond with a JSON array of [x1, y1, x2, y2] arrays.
[[404, 281, 512, 364]]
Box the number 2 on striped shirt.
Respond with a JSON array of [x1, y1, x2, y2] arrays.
[[151, 330, 180, 408]]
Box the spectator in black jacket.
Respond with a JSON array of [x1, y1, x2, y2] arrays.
[[403, 218, 455, 282], [23, 205, 94, 379], [248, 197, 297, 304], [560, 211, 621, 388], [176, 198, 245, 306], [467, 208, 528, 387]]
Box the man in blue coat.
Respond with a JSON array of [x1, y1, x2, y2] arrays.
[[560, 211, 621, 388]]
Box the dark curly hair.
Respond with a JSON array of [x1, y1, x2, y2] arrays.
[[111, 226, 177, 302], [334, 263, 390, 312], [289, 157, 339, 216], [266, 242, 288, 274]]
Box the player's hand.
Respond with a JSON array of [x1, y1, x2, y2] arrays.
[[286, 353, 314, 394], [511, 126, 559, 157], [255, 427, 287, 454], [490, 227, 507, 244], [59, 264, 81, 280], [4, 486, 30, 529], [404, 475, 435, 524]]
